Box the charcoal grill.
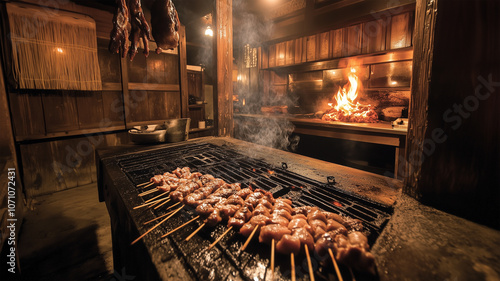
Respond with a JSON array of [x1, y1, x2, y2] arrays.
[[97, 139, 393, 281]]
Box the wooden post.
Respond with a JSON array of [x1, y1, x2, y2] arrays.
[[406, 0, 500, 228], [178, 25, 189, 118], [213, 0, 233, 137]]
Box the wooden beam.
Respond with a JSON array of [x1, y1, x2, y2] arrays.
[[406, 0, 500, 228], [214, 0, 233, 137], [178, 25, 189, 118]]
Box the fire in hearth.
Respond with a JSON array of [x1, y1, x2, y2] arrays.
[[322, 68, 378, 123]]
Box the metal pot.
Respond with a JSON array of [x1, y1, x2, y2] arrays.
[[164, 118, 190, 143]]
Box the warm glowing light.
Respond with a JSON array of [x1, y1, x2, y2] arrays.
[[322, 68, 378, 123], [391, 81, 398, 85], [205, 26, 213, 37], [55, 47, 64, 54]]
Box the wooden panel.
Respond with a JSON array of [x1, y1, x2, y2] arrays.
[[277, 42, 286, 66], [294, 38, 304, 63], [148, 92, 169, 121], [318, 31, 330, 60], [330, 28, 343, 58], [260, 70, 270, 104], [20, 142, 63, 198], [285, 40, 295, 65], [127, 90, 150, 123], [42, 91, 79, 133], [165, 53, 180, 85], [76, 92, 105, 129], [126, 53, 147, 83], [188, 106, 205, 129], [363, 19, 387, 53], [102, 91, 125, 127], [147, 54, 167, 84], [268, 44, 277, 67], [97, 38, 121, 83], [261, 46, 269, 69], [306, 35, 317, 62], [9, 92, 45, 137], [345, 24, 363, 56], [128, 83, 180, 91], [390, 12, 412, 49], [187, 71, 203, 99]]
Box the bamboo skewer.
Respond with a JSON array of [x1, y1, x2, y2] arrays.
[[144, 192, 169, 203], [164, 201, 181, 211], [153, 198, 172, 209], [161, 216, 200, 238], [133, 197, 170, 210], [207, 226, 233, 250], [291, 253, 296, 281], [141, 182, 154, 189], [185, 221, 206, 241], [131, 205, 184, 245], [305, 246, 315, 281], [348, 267, 356, 281], [139, 188, 159, 197], [328, 248, 343, 281], [143, 209, 176, 225], [137, 181, 151, 187], [240, 225, 259, 251], [271, 239, 275, 280]]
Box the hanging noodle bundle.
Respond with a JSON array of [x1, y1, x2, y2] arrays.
[[6, 2, 102, 91]]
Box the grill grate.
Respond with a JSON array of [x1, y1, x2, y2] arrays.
[[116, 142, 392, 280]]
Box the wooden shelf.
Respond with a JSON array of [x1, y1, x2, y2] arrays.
[[15, 125, 126, 142], [189, 126, 214, 133], [188, 104, 205, 108]]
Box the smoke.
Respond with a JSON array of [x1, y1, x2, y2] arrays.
[[232, 0, 299, 153]]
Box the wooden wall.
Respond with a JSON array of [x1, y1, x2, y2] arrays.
[[261, 10, 414, 69], [2, 2, 186, 197]]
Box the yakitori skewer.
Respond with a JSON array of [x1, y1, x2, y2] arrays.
[[133, 197, 170, 210], [291, 253, 296, 281], [271, 238, 275, 280], [143, 209, 176, 225], [137, 181, 151, 187], [207, 226, 234, 250], [161, 216, 200, 238], [131, 205, 184, 245], [240, 225, 259, 251], [164, 201, 181, 211], [305, 245, 315, 281], [141, 182, 154, 189], [145, 192, 169, 203], [348, 267, 356, 281], [328, 248, 344, 281], [185, 221, 206, 241], [139, 188, 160, 197], [153, 198, 172, 209], [149, 198, 171, 209]]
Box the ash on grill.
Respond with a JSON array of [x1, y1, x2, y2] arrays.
[[117, 143, 392, 280]]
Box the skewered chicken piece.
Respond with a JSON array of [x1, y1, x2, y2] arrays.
[[109, 0, 130, 57], [151, 0, 180, 53], [127, 0, 152, 60], [139, 167, 377, 274]]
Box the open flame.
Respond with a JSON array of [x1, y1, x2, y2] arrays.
[[322, 68, 378, 123]]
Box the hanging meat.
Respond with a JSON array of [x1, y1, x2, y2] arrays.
[[151, 0, 180, 54], [127, 0, 152, 60], [109, 0, 180, 60], [109, 0, 130, 57]]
